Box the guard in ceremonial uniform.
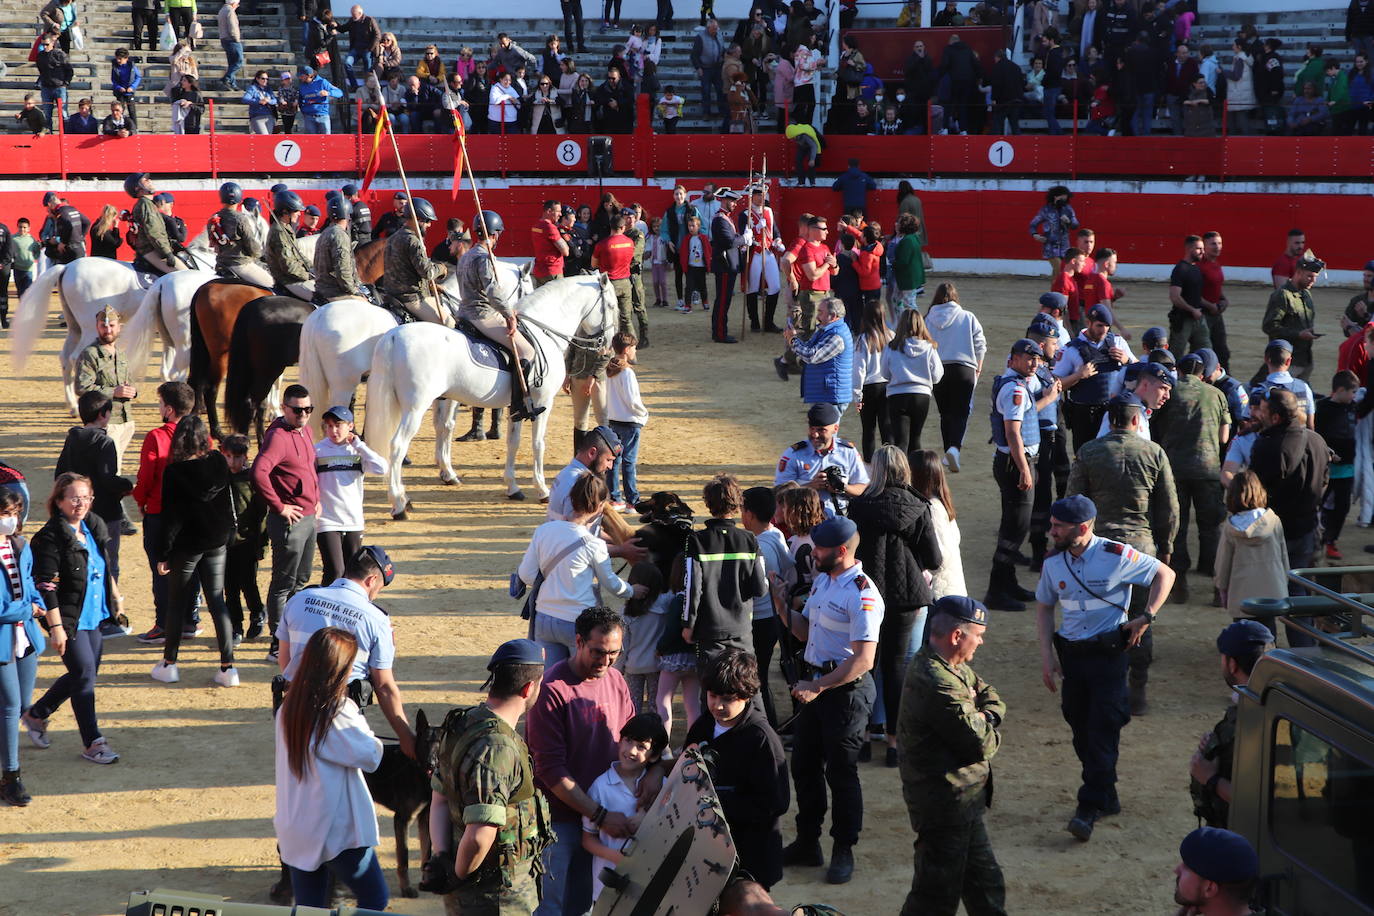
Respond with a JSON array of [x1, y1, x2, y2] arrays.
[[742, 183, 784, 334], [39, 191, 89, 263], [773, 403, 870, 518], [1258, 250, 1323, 382], [123, 173, 185, 274], [898, 596, 1007, 916], [313, 194, 365, 303], [208, 181, 274, 287], [1053, 303, 1136, 454], [710, 188, 749, 344], [1067, 393, 1179, 715], [342, 183, 372, 248], [265, 190, 316, 300], [427, 638, 553, 915], [1035, 495, 1175, 841], [779, 516, 883, 885], [985, 338, 1057, 612], [1189, 621, 1274, 829], [1026, 315, 1068, 572]]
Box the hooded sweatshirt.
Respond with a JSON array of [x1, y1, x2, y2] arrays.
[[881, 337, 945, 397], [55, 425, 133, 524], [925, 300, 987, 369], [851, 332, 891, 401], [1214, 507, 1289, 616]]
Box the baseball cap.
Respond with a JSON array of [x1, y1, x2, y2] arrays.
[[323, 405, 354, 423], [298, 65, 315, 76], [1216, 620, 1274, 658], [1009, 338, 1045, 358]]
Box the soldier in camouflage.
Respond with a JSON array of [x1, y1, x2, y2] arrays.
[[1149, 353, 1231, 606], [1189, 621, 1274, 829], [427, 638, 553, 916], [123, 173, 185, 274], [1258, 250, 1324, 382], [208, 181, 274, 288], [383, 196, 448, 323], [1067, 393, 1179, 716], [265, 190, 316, 301], [313, 194, 365, 303], [897, 596, 1007, 916], [74, 304, 138, 469]]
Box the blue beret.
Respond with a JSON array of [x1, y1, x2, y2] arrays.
[[323, 405, 355, 423], [1216, 620, 1274, 658], [1179, 827, 1259, 884], [590, 424, 623, 454], [358, 544, 395, 586], [1109, 391, 1143, 410], [304, 204, 321, 216], [812, 516, 858, 547], [1027, 314, 1059, 339], [1142, 326, 1169, 348], [488, 638, 545, 669], [1009, 337, 1045, 358], [1265, 338, 1293, 356], [1178, 353, 1203, 374], [1038, 291, 1068, 312], [1050, 494, 1096, 524], [1137, 361, 1175, 388], [931, 595, 989, 627], [807, 402, 842, 426], [1123, 361, 1144, 384], [1086, 303, 1113, 325], [1149, 348, 1177, 369], [1195, 348, 1219, 378]]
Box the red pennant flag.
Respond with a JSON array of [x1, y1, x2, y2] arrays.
[[360, 108, 389, 195], [451, 117, 467, 202]]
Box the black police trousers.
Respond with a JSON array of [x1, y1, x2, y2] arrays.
[[1064, 401, 1107, 457], [1058, 645, 1130, 812], [901, 800, 1007, 916], [1029, 428, 1070, 556], [791, 672, 875, 846], [991, 451, 1036, 577]]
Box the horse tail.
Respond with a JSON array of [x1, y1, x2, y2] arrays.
[[122, 278, 164, 380], [366, 329, 399, 461], [187, 286, 211, 405], [10, 263, 65, 372]]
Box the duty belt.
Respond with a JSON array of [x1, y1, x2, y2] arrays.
[[1053, 628, 1128, 658], [800, 660, 865, 687]]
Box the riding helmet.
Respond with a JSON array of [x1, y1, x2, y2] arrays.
[[123, 172, 152, 198], [326, 195, 353, 221], [473, 209, 505, 237], [273, 189, 306, 214], [219, 181, 244, 205], [408, 197, 438, 223]]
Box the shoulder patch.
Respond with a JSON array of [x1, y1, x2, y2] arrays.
[[1104, 541, 1126, 555], [793, 441, 808, 451], [837, 439, 856, 449], [853, 574, 869, 590], [778, 455, 789, 473]]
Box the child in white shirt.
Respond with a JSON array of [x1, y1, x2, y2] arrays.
[[582, 712, 669, 901], [605, 332, 649, 511], [313, 405, 387, 584], [656, 85, 684, 133], [648, 215, 670, 309]]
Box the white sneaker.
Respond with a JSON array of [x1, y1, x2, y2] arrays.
[[945, 446, 961, 474], [150, 661, 180, 683], [213, 667, 240, 688]]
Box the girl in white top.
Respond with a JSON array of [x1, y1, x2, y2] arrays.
[[881, 307, 944, 457], [924, 281, 986, 469], [852, 298, 893, 462], [274, 627, 386, 910], [518, 474, 645, 665], [605, 332, 649, 511], [911, 448, 966, 612], [313, 407, 387, 586]]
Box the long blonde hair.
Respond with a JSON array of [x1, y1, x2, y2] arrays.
[[889, 308, 935, 351], [92, 204, 119, 238]]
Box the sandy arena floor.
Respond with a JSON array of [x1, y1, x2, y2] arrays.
[[0, 273, 1355, 915]]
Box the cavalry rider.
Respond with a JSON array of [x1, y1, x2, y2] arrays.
[[342, 183, 372, 248], [265, 189, 317, 301], [124, 172, 186, 274], [382, 196, 447, 323], [372, 190, 409, 241], [39, 191, 90, 263], [742, 181, 784, 334], [314, 192, 366, 303], [457, 210, 544, 422], [208, 181, 274, 287]]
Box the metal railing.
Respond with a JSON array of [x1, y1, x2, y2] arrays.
[[1241, 566, 1374, 668]]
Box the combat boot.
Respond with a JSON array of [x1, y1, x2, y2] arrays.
[[456, 408, 486, 442], [486, 408, 503, 440], [1067, 805, 1099, 842], [983, 565, 1026, 612], [1129, 677, 1149, 716], [1170, 570, 1189, 604], [826, 843, 855, 884], [637, 317, 651, 348], [1028, 539, 1046, 573], [782, 837, 824, 867], [745, 293, 761, 331]]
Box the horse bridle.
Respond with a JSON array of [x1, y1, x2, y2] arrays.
[[518, 273, 614, 354]]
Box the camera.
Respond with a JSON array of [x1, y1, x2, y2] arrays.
[[821, 465, 847, 493]]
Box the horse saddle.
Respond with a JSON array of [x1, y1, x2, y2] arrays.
[[127, 257, 162, 289], [212, 273, 274, 292], [454, 318, 515, 374]]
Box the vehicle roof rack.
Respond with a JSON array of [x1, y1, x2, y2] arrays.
[[1239, 566, 1374, 669]]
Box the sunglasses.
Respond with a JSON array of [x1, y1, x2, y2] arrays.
[[286, 404, 314, 414]]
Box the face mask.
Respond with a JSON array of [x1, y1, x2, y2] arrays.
[[0, 516, 17, 536], [896, 93, 906, 102]]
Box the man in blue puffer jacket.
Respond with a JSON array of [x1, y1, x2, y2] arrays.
[[786, 297, 854, 413]]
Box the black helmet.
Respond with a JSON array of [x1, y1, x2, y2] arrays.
[[219, 181, 243, 205], [124, 172, 151, 198], [408, 197, 438, 223], [273, 190, 306, 214], [243, 197, 261, 213], [341, 183, 359, 198], [473, 209, 505, 238], [326, 195, 352, 221], [270, 182, 290, 196]]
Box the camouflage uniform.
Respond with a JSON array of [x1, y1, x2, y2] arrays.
[[313, 222, 363, 302], [1260, 282, 1317, 381], [1067, 429, 1179, 687], [433, 705, 552, 916], [75, 340, 136, 468], [1150, 375, 1230, 579], [625, 223, 648, 343], [265, 216, 314, 299], [1189, 701, 1236, 828], [384, 225, 443, 306], [897, 647, 1008, 916], [209, 206, 273, 287], [130, 196, 180, 273]]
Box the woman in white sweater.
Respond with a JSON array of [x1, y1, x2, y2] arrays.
[[274, 627, 387, 910], [911, 448, 966, 643], [852, 298, 893, 461], [881, 308, 944, 458], [924, 282, 986, 472]]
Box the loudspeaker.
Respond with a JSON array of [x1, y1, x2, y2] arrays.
[[589, 136, 614, 178]]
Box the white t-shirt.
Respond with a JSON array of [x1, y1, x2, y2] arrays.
[[314, 436, 387, 533], [583, 763, 644, 900]]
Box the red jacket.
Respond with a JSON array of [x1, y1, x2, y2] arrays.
[[250, 417, 318, 515], [855, 243, 883, 291], [132, 419, 178, 514], [678, 231, 712, 272]]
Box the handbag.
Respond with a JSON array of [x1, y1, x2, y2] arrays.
[[512, 534, 585, 620], [70, 25, 85, 51], [191, 20, 203, 40], [314, 50, 331, 69]]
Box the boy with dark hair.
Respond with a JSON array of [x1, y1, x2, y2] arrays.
[[220, 434, 266, 641], [1316, 370, 1360, 559], [583, 712, 669, 901], [740, 485, 792, 726], [683, 474, 768, 677], [685, 648, 789, 889]]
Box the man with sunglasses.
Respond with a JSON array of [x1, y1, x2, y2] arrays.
[[251, 384, 320, 660]]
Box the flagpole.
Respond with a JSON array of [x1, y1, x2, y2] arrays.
[[742, 156, 754, 341], [380, 108, 444, 312]]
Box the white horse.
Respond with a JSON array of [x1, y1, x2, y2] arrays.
[[120, 268, 219, 381], [367, 272, 618, 517], [296, 259, 533, 439], [9, 249, 215, 413]]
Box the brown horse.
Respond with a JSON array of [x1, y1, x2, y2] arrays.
[[355, 238, 387, 286], [188, 279, 273, 439]]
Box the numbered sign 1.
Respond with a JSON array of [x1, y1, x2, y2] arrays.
[[273, 139, 303, 168], [556, 139, 583, 168], [988, 140, 1015, 168]]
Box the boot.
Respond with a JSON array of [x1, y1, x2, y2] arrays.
[[1029, 538, 1046, 573], [763, 293, 782, 332], [509, 360, 547, 422], [573, 428, 591, 453], [486, 408, 503, 440], [637, 317, 650, 349], [1170, 569, 1189, 604], [825, 843, 855, 884], [1129, 678, 1149, 716], [0, 306, 8, 330], [782, 837, 824, 867], [0, 770, 30, 807], [983, 565, 1026, 612], [745, 292, 761, 331], [456, 408, 486, 442]]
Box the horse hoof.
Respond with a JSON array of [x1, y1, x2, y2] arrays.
[[401, 887, 419, 899], [508, 490, 526, 501], [392, 510, 408, 520], [402, 457, 412, 467], [68, 408, 77, 418], [440, 474, 461, 486]]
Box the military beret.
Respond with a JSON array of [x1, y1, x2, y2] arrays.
[[931, 595, 989, 627], [341, 183, 359, 197], [488, 638, 545, 670], [357, 544, 395, 586], [1109, 391, 1143, 409], [1086, 303, 1113, 325], [1195, 348, 1219, 378], [1149, 348, 1177, 370], [1026, 314, 1059, 339], [1265, 338, 1293, 355], [1142, 326, 1169, 349], [1216, 620, 1274, 658], [153, 192, 175, 204], [1038, 291, 1068, 313], [323, 405, 354, 423], [1050, 494, 1097, 524], [1178, 353, 1204, 374], [42, 191, 60, 206], [1137, 361, 1175, 388], [304, 204, 321, 216], [1123, 361, 1144, 384], [812, 516, 858, 547], [807, 403, 842, 426], [1364, 259, 1374, 273], [1009, 337, 1045, 358], [1179, 827, 1259, 884]]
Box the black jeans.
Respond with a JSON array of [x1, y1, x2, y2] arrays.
[[163, 546, 235, 666], [1322, 475, 1355, 545], [878, 607, 917, 737], [266, 513, 316, 632], [932, 363, 977, 452], [887, 391, 932, 457], [859, 382, 890, 461], [991, 450, 1036, 576], [132, 8, 159, 49], [791, 672, 875, 846], [1064, 400, 1108, 457], [1029, 428, 1069, 556], [169, 6, 195, 48], [751, 616, 779, 728], [31, 627, 103, 747], [561, 0, 585, 49], [224, 540, 263, 635], [317, 529, 362, 585]]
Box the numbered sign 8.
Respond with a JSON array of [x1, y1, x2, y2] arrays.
[[556, 139, 583, 168]]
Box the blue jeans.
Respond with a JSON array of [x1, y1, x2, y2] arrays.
[[221, 39, 244, 86], [536, 818, 593, 916], [288, 846, 389, 910], [1132, 92, 1156, 137], [532, 613, 577, 668], [698, 64, 725, 120], [13, 268, 34, 296], [345, 49, 373, 87], [300, 112, 331, 134], [606, 421, 641, 504], [0, 646, 40, 771], [41, 86, 68, 128], [1042, 86, 1062, 134]]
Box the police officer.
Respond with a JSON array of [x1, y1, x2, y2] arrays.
[[985, 338, 1058, 612], [1259, 249, 1323, 382], [341, 183, 372, 247], [1256, 339, 1316, 424], [313, 193, 366, 303], [296, 204, 322, 239], [275, 544, 415, 758], [372, 190, 409, 241], [1035, 495, 1175, 841], [208, 181, 274, 287], [1035, 291, 1071, 349], [1199, 347, 1247, 436], [1053, 303, 1136, 454], [1067, 393, 1179, 715], [1172, 827, 1260, 916], [39, 191, 89, 263], [383, 196, 446, 321], [458, 210, 543, 422], [897, 596, 1007, 916], [265, 189, 316, 301], [1026, 314, 1069, 572], [124, 174, 186, 275], [773, 403, 869, 518], [153, 193, 187, 248], [1141, 325, 1169, 356], [779, 516, 882, 885], [1094, 360, 1173, 440], [1189, 620, 1274, 829], [425, 638, 553, 915], [1152, 353, 1230, 607]]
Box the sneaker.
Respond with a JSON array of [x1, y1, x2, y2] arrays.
[[81, 737, 120, 765], [245, 614, 265, 640], [945, 445, 961, 474], [610, 500, 628, 512], [232, 633, 243, 649], [182, 623, 203, 638], [20, 712, 50, 749], [99, 618, 131, 638], [213, 667, 241, 688], [136, 625, 166, 645], [150, 660, 180, 683], [675, 298, 684, 310], [674, 303, 692, 313], [120, 519, 138, 536], [267, 638, 280, 662], [1325, 543, 1343, 560]]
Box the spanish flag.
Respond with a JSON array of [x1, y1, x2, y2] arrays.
[[359, 108, 389, 195], [451, 115, 467, 202]]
